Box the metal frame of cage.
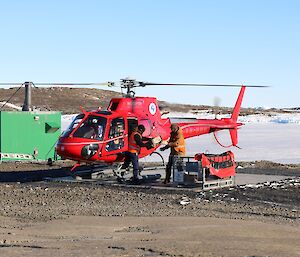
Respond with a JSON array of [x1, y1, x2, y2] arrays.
[[172, 155, 235, 190]]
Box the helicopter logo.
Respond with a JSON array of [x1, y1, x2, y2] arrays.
[[149, 102, 157, 115]]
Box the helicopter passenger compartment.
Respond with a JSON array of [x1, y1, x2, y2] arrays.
[[127, 117, 138, 135], [139, 119, 151, 137]]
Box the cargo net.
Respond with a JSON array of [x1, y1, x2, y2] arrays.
[[195, 151, 236, 179]]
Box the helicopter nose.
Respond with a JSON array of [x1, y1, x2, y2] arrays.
[[56, 138, 102, 161], [56, 142, 79, 159]]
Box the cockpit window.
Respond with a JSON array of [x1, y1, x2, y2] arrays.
[[108, 118, 125, 138], [72, 115, 107, 140], [106, 117, 125, 151], [61, 114, 84, 138]]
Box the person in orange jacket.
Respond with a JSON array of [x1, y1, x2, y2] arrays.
[[160, 123, 186, 184], [122, 124, 153, 183]]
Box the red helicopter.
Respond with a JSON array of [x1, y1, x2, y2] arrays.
[[55, 78, 265, 170]]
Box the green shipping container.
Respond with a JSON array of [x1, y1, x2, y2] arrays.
[[0, 111, 61, 161]]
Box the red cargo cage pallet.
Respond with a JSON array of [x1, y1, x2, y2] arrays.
[[173, 151, 236, 190]]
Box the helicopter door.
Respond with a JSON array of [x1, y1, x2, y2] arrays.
[[128, 117, 138, 135], [139, 119, 151, 137], [104, 117, 127, 154]]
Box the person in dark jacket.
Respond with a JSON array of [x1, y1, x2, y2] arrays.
[[122, 124, 153, 182]]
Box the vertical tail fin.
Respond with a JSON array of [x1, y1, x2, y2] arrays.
[[231, 86, 246, 122], [213, 86, 246, 148], [229, 128, 238, 146], [230, 86, 245, 146]]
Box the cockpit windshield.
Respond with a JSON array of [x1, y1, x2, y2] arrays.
[[63, 114, 107, 140], [61, 114, 84, 138], [73, 115, 107, 140]]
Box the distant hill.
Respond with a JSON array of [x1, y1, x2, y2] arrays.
[[0, 87, 293, 115], [0, 87, 121, 114]]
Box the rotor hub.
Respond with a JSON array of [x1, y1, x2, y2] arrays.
[[120, 78, 139, 97]]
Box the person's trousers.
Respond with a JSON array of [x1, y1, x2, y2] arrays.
[[123, 152, 139, 179], [165, 154, 184, 182], [165, 155, 174, 182]]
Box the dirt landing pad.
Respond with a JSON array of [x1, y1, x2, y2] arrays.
[[0, 161, 299, 256], [0, 216, 299, 257]]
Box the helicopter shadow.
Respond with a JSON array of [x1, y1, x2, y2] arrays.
[[0, 167, 70, 183]]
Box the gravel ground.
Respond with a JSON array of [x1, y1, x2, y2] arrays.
[[0, 160, 299, 224], [0, 178, 298, 224], [0, 161, 299, 257]]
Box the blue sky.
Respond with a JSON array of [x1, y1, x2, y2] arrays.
[[0, 0, 299, 108]]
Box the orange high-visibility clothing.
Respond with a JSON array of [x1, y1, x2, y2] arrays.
[[128, 131, 141, 153], [169, 127, 186, 155]]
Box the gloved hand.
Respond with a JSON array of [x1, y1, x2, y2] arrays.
[[152, 136, 162, 146], [160, 146, 168, 151], [145, 141, 154, 150]]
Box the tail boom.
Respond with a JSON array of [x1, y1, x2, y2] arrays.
[[175, 86, 246, 147]]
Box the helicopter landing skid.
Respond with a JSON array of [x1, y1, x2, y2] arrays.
[[116, 174, 161, 185], [112, 151, 165, 179]]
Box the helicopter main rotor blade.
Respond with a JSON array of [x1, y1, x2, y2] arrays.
[[35, 82, 115, 86], [0, 82, 115, 87], [0, 83, 25, 86], [140, 82, 268, 88]]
